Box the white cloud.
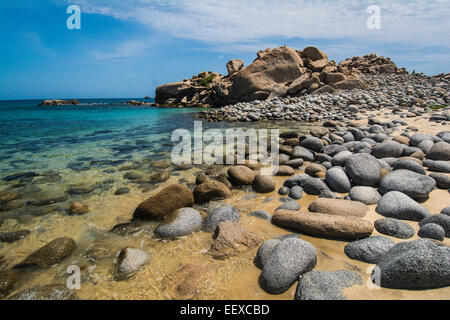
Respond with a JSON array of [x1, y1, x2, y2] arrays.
[[68, 0, 450, 49]]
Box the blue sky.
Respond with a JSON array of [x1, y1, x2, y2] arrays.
[[1, 0, 449, 100]]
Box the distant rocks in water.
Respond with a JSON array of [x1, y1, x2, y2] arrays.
[[272, 210, 373, 240], [8, 284, 78, 300], [39, 99, 79, 106], [203, 206, 240, 232], [373, 239, 450, 290], [376, 191, 431, 222], [374, 218, 415, 239], [14, 237, 76, 269], [127, 100, 153, 106], [0, 230, 30, 243], [114, 247, 151, 281], [259, 238, 317, 294], [133, 184, 194, 220], [210, 221, 261, 260], [155, 208, 202, 238], [344, 236, 396, 264], [295, 270, 362, 300]]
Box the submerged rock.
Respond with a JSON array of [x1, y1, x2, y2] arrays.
[[155, 208, 202, 238], [203, 206, 240, 232], [133, 184, 194, 220], [14, 237, 76, 269], [115, 247, 151, 281], [0, 230, 30, 243], [210, 221, 261, 259], [8, 284, 79, 300]]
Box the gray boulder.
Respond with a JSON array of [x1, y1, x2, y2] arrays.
[[276, 201, 301, 211], [429, 173, 450, 189], [289, 186, 303, 200], [441, 207, 450, 216], [372, 141, 404, 159], [345, 153, 382, 187], [325, 167, 351, 193], [374, 218, 415, 239], [203, 206, 240, 232], [349, 186, 381, 205], [303, 177, 331, 195], [300, 137, 323, 152], [376, 191, 431, 221], [344, 236, 396, 264], [255, 239, 281, 268], [393, 159, 426, 175], [260, 238, 317, 294], [155, 208, 202, 238], [373, 239, 450, 289], [418, 223, 445, 241], [331, 151, 353, 167], [428, 142, 450, 161], [291, 146, 314, 161], [379, 169, 436, 199], [295, 270, 362, 300], [419, 214, 450, 237], [425, 160, 450, 173]]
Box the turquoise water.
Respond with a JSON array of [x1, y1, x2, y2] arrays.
[[0, 99, 200, 175]]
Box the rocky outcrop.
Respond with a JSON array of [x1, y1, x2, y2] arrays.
[[156, 46, 408, 109], [338, 53, 408, 75]]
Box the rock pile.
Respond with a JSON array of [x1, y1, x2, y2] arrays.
[[155, 46, 402, 108], [338, 53, 408, 75]]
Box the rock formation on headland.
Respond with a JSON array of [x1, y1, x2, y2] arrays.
[[39, 99, 79, 106], [154, 46, 408, 108]]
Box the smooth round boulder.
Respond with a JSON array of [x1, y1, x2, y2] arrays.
[[345, 154, 382, 187], [274, 166, 295, 176], [418, 223, 445, 241], [295, 270, 362, 300], [193, 180, 232, 203], [303, 177, 331, 195], [344, 236, 396, 264], [373, 239, 450, 289], [441, 207, 450, 216], [376, 191, 431, 221], [325, 167, 351, 193], [133, 184, 194, 220], [276, 201, 301, 211], [379, 170, 436, 199], [349, 186, 381, 205], [429, 173, 450, 189], [203, 206, 240, 232], [291, 146, 314, 161], [227, 166, 256, 186], [255, 239, 281, 269], [331, 151, 353, 167], [374, 218, 415, 239], [278, 186, 290, 195], [428, 142, 450, 161], [393, 159, 426, 175], [289, 186, 303, 200], [252, 175, 276, 193], [372, 141, 404, 159], [419, 214, 450, 237], [155, 208, 202, 238], [260, 238, 317, 294], [300, 137, 323, 152]]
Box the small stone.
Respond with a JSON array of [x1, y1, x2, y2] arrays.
[[418, 223, 445, 241]]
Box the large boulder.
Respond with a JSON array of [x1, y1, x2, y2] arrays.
[[260, 238, 317, 294], [372, 141, 404, 159], [155, 82, 184, 104], [373, 239, 450, 289], [345, 154, 382, 187], [272, 210, 373, 240], [210, 222, 261, 259], [229, 47, 304, 100], [193, 180, 232, 203], [325, 167, 351, 193], [308, 198, 369, 218], [295, 270, 362, 300], [379, 170, 436, 199], [419, 214, 450, 237], [14, 237, 76, 269], [344, 236, 396, 264], [155, 208, 203, 238], [133, 184, 194, 220], [349, 186, 381, 205], [428, 142, 450, 161], [376, 191, 431, 221], [252, 175, 276, 193], [374, 218, 415, 239]]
